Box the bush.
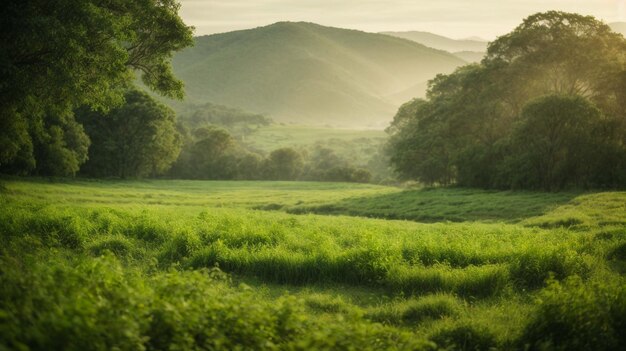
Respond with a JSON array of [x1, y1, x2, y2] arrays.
[[90, 236, 134, 258], [368, 294, 462, 326], [430, 321, 499, 351], [519, 276, 626, 350], [509, 249, 588, 289], [157, 230, 201, 266]]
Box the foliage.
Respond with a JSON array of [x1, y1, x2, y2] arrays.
[[178, 102, 272, 133], [0, 179, 624, 349], [0, 0, 193, 173], [169, 126, 240, 179], [503, 95, 621, 190], [520, 277, 626, 350], [168, 126, 375, 182], [387, 11, 626, 190], [302, 147, 372, 183], [77, 90, 182, 178], [263, 148, 305, 181]]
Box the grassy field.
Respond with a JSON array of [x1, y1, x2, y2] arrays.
[[1, 179, 625, 350]]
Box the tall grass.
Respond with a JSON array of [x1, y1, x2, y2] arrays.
[[0, 179, 625, 350]]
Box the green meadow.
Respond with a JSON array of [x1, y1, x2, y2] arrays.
[[243, 124, 385, 152], [1, 179, 625, 350]]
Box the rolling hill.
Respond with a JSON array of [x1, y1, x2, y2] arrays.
[[452, 51, 485, 63], [380, 30, 488, 53], [171, 22, 465, 127]]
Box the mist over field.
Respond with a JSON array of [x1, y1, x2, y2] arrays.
[[1, 1, 626, 350]]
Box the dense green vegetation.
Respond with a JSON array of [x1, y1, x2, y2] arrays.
[[162, 103, 387, 182], [241, 124, 385, 153], [2, 6, 625, 349], [388, 12, 626, 190], [1, 179, 625, 350], [170, 21, 465, 126], [167, 125, 379, 182], [77, 90, 182, 178], [0, 0, 193, 175]]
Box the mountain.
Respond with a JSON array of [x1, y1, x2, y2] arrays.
[[380, 31, 488, 53], [610, 22, 626, 37], [171, 22, 465, 127], [453, 51, 484, 63]]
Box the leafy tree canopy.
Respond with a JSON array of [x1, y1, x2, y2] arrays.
[[0, 0, 193, 170], [387, 11, 626, 190], [77, 90, 182, 178]]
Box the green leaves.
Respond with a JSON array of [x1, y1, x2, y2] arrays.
[[0, 0, 193, 170], [387, 11, 626, 189], [77, 89, 182, 178]]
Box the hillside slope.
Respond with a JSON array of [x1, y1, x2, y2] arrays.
[[380, 30, 488, 53], [172, 22, 465, 127]]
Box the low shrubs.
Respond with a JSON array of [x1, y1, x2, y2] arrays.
[[519, 276, 626, 351]]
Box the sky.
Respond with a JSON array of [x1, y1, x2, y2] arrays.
[[179, 0, 626, 40]]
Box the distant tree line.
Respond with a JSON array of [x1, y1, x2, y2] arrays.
[[168, 125, 372, 182], [387, 11, 626, 190]]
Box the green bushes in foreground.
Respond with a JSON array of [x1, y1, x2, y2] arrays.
[[521, 277, 626, 351], [0, 254, 434, 351]]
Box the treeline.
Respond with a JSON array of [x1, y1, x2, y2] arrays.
[[387, 12, 626, 190], [0, 0, 373, 183], [1, 86, 374, 183], [163, 119, 373, 182]]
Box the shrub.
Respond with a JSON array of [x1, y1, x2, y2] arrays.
[[430, 321, 499, 351], [519, 276, 626, 350], [608, 242, 626, 261], [509, 249, 588, 289], [158, 230, 201, 266], [368, 294, 462, 326], [89, 236, 133, 258]]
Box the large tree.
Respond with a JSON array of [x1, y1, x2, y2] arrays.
[[387, 11, 626, 189], [263, 148, 304, 181], [170, 126, 240, 180], [504, 95, 618, 190], [0, 0, 193, 173], [77, 90, 182, 178]]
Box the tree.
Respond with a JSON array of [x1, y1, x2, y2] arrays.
[[0, 0, 193, 172], [505, 95, 622, 190], [77, 90, 182, 178], [263, 148, 304, 181], [485, 11, 626, 103], [236, 153, 264, 180], [387, 98, 456, 185], [188, 127, 238, 179], [387, 11, 626, 189], [31, 113, 91, 177]]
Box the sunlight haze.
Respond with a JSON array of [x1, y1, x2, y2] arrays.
[[179, 0, 625, 39]]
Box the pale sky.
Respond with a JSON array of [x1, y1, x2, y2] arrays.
[[179, 0, 626, 40]]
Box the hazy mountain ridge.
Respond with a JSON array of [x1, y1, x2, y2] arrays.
[[380, 30, 488, 53], [453, 51, 485, 63], [172, 22, 465, 127]]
